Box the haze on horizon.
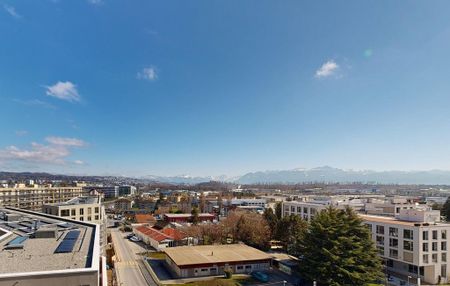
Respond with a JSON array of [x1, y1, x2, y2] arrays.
[[1, 1, 450, 177]]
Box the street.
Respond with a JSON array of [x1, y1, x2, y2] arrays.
[[110, 228, 156, 286]]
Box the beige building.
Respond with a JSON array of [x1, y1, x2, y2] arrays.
[[0, 207, 106, 286], [362, 208, 450, 284], [43, 196, 105, 224], [0, 186, 87, 211]]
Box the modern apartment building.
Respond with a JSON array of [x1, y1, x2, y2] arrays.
[[0, 207, 106, 286], [84, 186, 119, 199], [0, 186, 87, 211], [42, 196, 105, 224], [362, 209, 450, 284], [118, 185, 137, 196]]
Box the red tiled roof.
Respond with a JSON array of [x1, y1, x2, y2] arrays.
[[136, 226, 187, 242], [135, 214, 156, 224]]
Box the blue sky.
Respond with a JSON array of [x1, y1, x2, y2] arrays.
[[1, 1, 450, 177]]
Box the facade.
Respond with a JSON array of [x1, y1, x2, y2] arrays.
[[164, 244, 271, 278], [362, 209, 450, 284], [134, 197, 157, 212], [42, 196, 105, 224], [0, 207, 106, 286], [118, 186, 137, 196], [84, 186, 119, 199], [0, 186, 87, 211], [114, 198, 133, 211]]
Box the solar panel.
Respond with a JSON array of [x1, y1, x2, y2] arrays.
[[54, 230, 80, 253], [7, 236, 28, 246]]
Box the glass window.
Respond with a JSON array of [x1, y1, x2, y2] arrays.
[[432, 253, 438, 263], [433, 242, 438, 251], [404, 240, 414, 251], [61, 210, 70, 217], [389, 227, 398, 237], [71, 209, 76, 216], [423, 243, 429, 252], [404, 229, 413, 240], [88, 207, 92, 215], [95, 207, 99, 213], [87, 216, 92, 221], [443, 230, 447, 240], [423, 231, 429, 240], [442, 264, 447, 277], [376, 236, 384, 245], [80, 208, 84, 215], [389, 238, 398, 248], [423, 254, 429, 264], [443, 253, 447, 262], [442, 241, 447, 251], [95, 215, 99, 220], [389, 249, 398, 258], [376, 225, 385, 235], [297, 207, 301, 213], [433, 230, 438, 240], [79, 217, 84, 221]]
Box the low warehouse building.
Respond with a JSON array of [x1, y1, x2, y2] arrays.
[[164, 244, 271, 278]]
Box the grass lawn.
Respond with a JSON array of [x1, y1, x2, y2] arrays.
[[140, 251, 166, 259]]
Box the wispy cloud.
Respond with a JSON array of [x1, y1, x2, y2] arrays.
[[15, 130, 28, 137], [0, 136, 87, 165], [137, 66, 158, 81], [13, 99, 57, 109], [45, 81, 81, 102], [4, 4, 22, 19], [87, 0, 103, 5], [315, 60, 339, 78], [74, 160, 85, 165]]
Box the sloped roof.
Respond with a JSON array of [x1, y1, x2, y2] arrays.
[[136, 226, 187, 242]]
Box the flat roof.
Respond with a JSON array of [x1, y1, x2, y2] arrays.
[[164, 213, 214, 218], [164, 244, 271, 266], [360, 214, 450, 227], [0, 207, 97, 275]]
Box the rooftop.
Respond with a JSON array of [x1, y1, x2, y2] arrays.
[[164, 244, 271, 266], [49, 196, 100, 206], [360, 214, 449, 227], [0, 207, 98, 275], [164, 213, 214, 218]]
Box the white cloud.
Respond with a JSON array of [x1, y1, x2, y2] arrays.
[[0, 137, 87, 165], [4, 4, 22, 19], [87, 0, 103, 5], [315, 60, 339, 78], [74, 160, 84, 165], [45, 136, 87, 147], [45, 81, 80, 102], [137, 67, 158, 81]]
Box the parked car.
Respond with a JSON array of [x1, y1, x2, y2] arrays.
[[129, 236, 141, 242], [126, 233, 134, 239], [251, 271, 269, 283]]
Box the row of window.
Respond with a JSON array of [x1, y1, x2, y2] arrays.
[[377, 237, 447, 252], [71, 215, 100, 221], [423, 253, 447, 263], [286, 206, 318, 215], [60, 207, 100, 217]]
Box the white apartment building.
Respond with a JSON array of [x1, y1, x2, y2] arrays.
[[362, 208, 449, 284], [282, 196, 365, 221], [43, 196, 105, 224]]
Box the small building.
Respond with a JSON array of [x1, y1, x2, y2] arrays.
[[134, 226, 187, 250], [164, 213, 215, 223], [134, 214, 156, 225], [118, 186, 137, 196], [164, 244, 271, 278], [43, 196, 105, 224]]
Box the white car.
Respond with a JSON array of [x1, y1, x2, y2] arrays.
[[129, 236, 141, 242]]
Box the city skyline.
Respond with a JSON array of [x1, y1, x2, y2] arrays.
[[2, 1, 450, 177]]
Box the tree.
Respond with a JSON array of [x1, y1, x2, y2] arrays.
[[442, 197, 450, 221], [191, 207, 199, 225], [275, 202, 282, 220], [299, 207, 383, 286], [276, 214, 307, 256], [263, 208, 278, 238], [199, 193, 206, 213]]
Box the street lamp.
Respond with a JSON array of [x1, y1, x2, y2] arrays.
[[407, 275, 412, 286]]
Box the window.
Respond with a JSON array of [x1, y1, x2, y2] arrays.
[[423, 254, 429, 264], [297, 207, 301, 213], [423, 231, 429, 240], [423, 243, 429, 252], [389, 249, 398, 258], [432, 253, 438, 263], [95, 207, 99, 213], [87, 216, 92, 221], [443, 242, 447, 251], [71, 209, 76, 216], [79, 217, 84, 221], [404, 229, 413, 240], [80, 208, 84, 215], [245, 265, 252, 269], [433, 242, 438, 251], [376, 236, 384, 245], [61, 210, 70, 217], [443, 253, 447, 262], [443, 230, 448, 240], [95, 215, 99, 220], [404, 240, 414, 251], [389, 238, 398, 248], [376, 225, 385, 235], [87, 207, 92, 215], [236, 266, 243, 270], [303, 208, 308, 214], [442, 264, 447, 278], [408, 264, 418, 274], [433, 230, 438, 240], [389, 227, 398, 237]]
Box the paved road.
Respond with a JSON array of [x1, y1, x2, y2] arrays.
[[111, 228, 155, 286]]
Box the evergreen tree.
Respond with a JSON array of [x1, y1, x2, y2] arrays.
[[299, 207, 382, 286], [263, 208, 278, 238], [191, 207, 199, 225], [442, 197, 450, 221], [275, 202, 282, 220]]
